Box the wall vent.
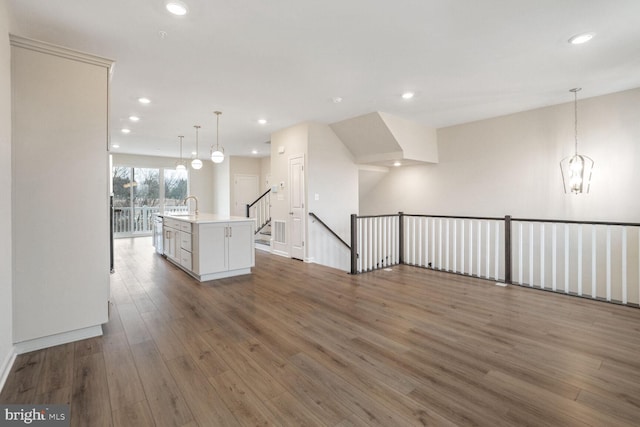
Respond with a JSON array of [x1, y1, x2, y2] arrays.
[[273, 220, 286, 244]]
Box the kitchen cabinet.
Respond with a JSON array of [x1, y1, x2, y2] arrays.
[[11, 35, 113, 347], [161, 214, 255, 281]]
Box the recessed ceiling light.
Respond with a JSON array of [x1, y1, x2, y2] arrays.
[[393, 161, 402, 167], [332, 97, 343, 104], [166, 1, 188, 16], [129, 116, 140, 122], [258, 119, 267, 125], [402, 92, 414, 100], [121, 128, 131, 134], [112, 144, 120, 149], [138, 97, 151, 104], [191, 151, 197, 156], [568, 32, 595, 45], [252, 150, 258, 155]]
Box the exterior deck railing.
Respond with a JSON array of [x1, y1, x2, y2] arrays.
[[113, 205, 188, 236], [351, 212, 640, 308]]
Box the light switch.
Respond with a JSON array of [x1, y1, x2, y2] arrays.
[[314, 193, 320, 201]]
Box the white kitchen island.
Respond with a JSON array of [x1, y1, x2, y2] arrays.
[[159, 213, 255, 281]]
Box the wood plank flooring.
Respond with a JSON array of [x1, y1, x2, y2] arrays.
[[2, 237, 640, 426]]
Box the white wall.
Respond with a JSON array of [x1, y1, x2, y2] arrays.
[[361, 88, 640, 223], [212, 160, 230, 215], [0, 0, 14, 388], [270, 123, 309, 257], [112, 153, 215, 213], [260, 156, 271, 192], [307, 123, 359, 271]]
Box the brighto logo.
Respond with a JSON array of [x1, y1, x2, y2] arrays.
[[4, 407, 47, 424]]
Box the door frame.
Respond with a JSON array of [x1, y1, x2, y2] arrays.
[[288, 154, 306, 260]]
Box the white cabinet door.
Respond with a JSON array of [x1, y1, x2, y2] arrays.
[[228, 222, 255, 271], [195, 223, 228, 274]]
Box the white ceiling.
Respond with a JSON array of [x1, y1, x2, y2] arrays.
[[7, 0, 640, 160]]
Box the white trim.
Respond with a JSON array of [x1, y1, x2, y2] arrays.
[[272, 249, 290, 258], [14, 325, 103, 355], [255, 242, 272, 252], [9, 34, 114, 69], [0, 348, 17, 393]]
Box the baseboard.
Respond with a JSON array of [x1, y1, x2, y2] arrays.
[[255, 242, 272, 252], [271, 249, 289, 258], [0, 347, 17, 393], [14, 325, 103, 355]]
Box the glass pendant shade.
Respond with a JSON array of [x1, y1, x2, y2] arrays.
[[191, 125, 202, 169], [176, 162, 186, 171], [210, 111, 225, 164], [191, 158, 203, 169], [560, 154, 594, 194], [211, 149, 224, 163], [560, 88, 593, 194]]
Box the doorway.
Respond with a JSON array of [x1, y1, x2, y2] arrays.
[[233, 174, 259, 217], [289, 155, 305, 260]]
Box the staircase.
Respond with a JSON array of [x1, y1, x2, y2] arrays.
[[246, 189, 272, 252], [255, 220, 271, 251]]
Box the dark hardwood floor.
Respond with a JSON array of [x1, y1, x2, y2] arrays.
[[2, 237, 640, 426]]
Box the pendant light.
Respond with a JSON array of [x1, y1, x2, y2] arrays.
[[560, 88, 594, 194], [176, 135, 186, 171], [210, 111, 225, 164], [191, 125, 203, 170]]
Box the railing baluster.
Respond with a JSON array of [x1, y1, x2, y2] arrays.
[[424, 217, 429, 268], [622, 227, 627, 305], [486, 221, 490, 279], [411, 217, 418, 265], [552, 224, 557, 291], [438, 219, 443, 270], [469, 221, 474, 276], [417, 218, 423, 266], [460, 219, 468, 273], [578, 225, 583, 296], [606, 226, 612, 302], [446, 219, 450, 271], [540, 223, 545, 289], [592, 225, 597, 298], [494, 222, 499, 280], [529, 223, 534, 287], [564, 224, 569, 293], [453, 220, 457, 273], [477, 220, 482, 278], [518, 222, 524, 285]]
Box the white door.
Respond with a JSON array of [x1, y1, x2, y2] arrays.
[[289, 155, 305, 260], [234, 174, 259, 217]]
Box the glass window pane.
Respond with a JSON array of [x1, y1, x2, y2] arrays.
[[164, 168, 188, 214], [112, 166, 132, 235], [133, 168, 160, 233]]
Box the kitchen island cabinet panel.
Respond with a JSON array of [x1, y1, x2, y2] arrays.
[[161, 214, 255, 282]]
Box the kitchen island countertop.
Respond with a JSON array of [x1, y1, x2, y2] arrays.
[[160, 213, 254, 224]]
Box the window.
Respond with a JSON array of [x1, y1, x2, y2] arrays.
[[112, 165, 188, 236], [164, 168, 188, 214]]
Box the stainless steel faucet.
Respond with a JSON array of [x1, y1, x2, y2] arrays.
[[183, 195, 199, 215]]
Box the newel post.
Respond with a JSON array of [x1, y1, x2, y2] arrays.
[[504, 215, 512, 284], [350, 214, 358, 274], [398, 212, 405, 265]]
